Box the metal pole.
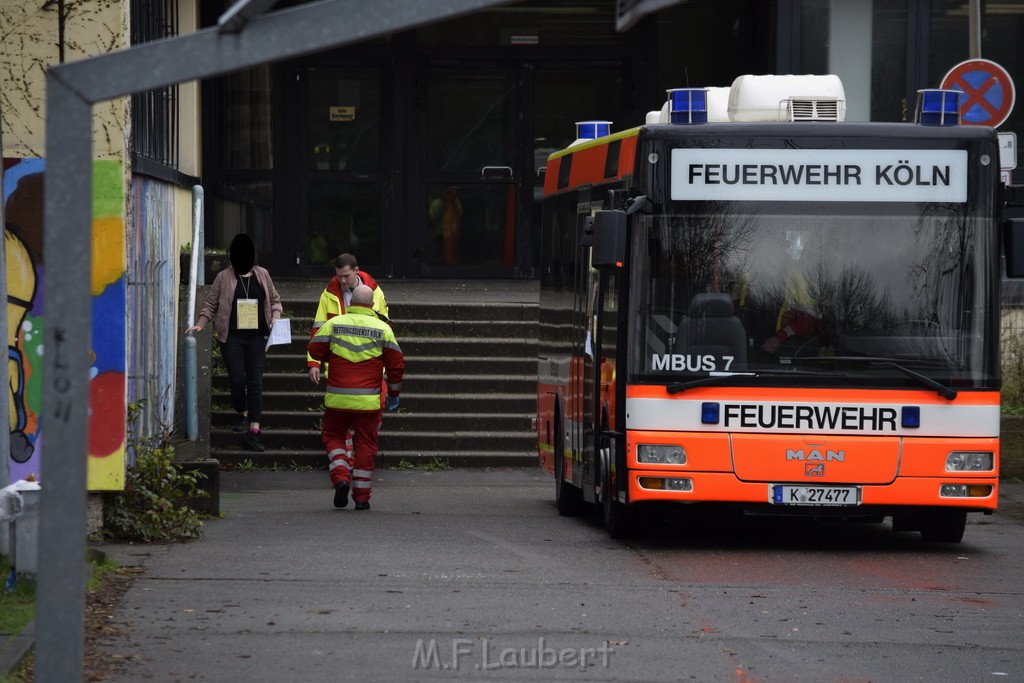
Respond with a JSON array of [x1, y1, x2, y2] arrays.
[[1, 106, 9, 487], [184, 186, 204, 441], [35, 72, 93, 683], [969, 0, 982, 59], [187, 186, 203, 326]]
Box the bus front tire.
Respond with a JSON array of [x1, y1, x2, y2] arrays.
[[600, 462, 631, 539], [918, 510, 967, 543], [554, 427, 582, 516]]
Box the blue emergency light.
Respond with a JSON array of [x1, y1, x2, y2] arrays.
[[915, 89, 961, 127], [576, 120, 612, 140], [667, 88, 708, 125], [901, 406, 921, 429], [701, 402, 720, 424]]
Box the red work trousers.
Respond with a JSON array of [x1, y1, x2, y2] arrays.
[[322, 408, 381, 503]]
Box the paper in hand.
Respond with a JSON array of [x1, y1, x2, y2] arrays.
[[266, 318, 292, 349]]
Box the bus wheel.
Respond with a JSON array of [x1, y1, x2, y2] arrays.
[[554, 423, 582, 516], [919, 510, 967, 543], [599, 454, 630, 539]]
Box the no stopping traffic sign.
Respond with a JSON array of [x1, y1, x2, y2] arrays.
[[940, 59, 1016, 127]]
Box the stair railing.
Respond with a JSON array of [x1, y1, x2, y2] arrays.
[[183, 185, 204, 441]]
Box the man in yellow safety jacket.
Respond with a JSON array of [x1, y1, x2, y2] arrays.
[[307, 285, 403, 511], [307, 252, 389, 372]]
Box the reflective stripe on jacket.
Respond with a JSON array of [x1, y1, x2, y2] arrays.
[[307, 305, 404, 412]]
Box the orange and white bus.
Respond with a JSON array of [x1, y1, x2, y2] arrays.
[[536, 75, 1024, 542]]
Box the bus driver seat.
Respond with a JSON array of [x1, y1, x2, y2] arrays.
[[673, 293, 747, 367]]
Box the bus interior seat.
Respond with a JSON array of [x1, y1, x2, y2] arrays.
[[646, 311, 677, 357], [674, 293, 748, 365]]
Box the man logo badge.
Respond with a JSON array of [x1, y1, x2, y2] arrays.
[[805, 462, 825, 477]]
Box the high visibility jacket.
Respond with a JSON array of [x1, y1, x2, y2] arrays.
[[771, 269, 821, 344], [307, 305, 404, 412], [307, 271, 388, 368]]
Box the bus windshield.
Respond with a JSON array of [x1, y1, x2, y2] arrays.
[[628, 204, 999, 390]]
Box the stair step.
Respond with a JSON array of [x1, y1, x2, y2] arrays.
[[392, 319, 538, 337], [263, 353, 537, 374], [211, 428, 536, 451], [211, 410, 532, 432], [264, 337, 539, 358], [212, 391, 536, 413], [279, 301, 539, 322], [210, 449, 538, 469], [214, 372, 536, 394]]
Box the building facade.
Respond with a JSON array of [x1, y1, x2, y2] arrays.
[[200, 0, 1024, 280]]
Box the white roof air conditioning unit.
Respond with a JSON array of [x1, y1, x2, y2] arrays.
[[728, 74, 847, 122], [783, 96, 845, 122]]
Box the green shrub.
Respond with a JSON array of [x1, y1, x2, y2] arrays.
[[103, 402, 207, 542]]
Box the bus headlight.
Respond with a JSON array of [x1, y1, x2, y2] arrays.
[[940, 484, 993, 497], [637, 444, 686, 465], [639, 477, 693, 491], [945, 451, 994, 472]]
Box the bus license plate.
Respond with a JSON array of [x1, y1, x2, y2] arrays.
[[771, 485, 860, 506]]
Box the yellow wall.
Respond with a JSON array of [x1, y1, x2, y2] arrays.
[[0, 0, 128, 161]]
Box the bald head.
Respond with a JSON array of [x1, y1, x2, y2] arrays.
[[351, 284, 374, 307]]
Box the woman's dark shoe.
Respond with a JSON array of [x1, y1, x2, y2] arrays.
[[232, 415, 248, 433], [242, 429, 265, 452]]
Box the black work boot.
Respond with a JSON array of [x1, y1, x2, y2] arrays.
[[333, 483, 350, 509], [354, 501, 370, 511]]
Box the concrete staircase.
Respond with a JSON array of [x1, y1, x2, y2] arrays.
[[207, 280, 540, 469]]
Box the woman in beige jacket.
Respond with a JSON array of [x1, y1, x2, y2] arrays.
[[186, 233, 282, 451]]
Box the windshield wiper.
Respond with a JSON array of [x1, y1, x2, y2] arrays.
[[784, 356, 957, 400], [665, 368, 832, 395], [666, 372, 756, 394]]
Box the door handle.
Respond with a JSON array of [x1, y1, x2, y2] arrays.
[[481, 166, 513, 180]]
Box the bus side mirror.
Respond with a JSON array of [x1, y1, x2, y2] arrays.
[[1004, 218, 1024, 277], [592, 210, 626, 268]]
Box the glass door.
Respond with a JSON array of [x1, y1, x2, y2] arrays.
[[302, 66, 385, 274], [418, 68, 519, 277]]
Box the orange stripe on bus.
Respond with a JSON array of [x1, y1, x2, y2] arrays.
[[543, 134, 639, 196], [568, 144, 608, 188]]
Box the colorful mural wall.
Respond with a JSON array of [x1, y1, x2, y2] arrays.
[[4, 157, 127, 490]]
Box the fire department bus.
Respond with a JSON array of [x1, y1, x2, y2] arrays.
[[536, 75, 1024, 542]]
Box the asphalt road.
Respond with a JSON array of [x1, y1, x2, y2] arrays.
[[92, 469, 1024, 682]]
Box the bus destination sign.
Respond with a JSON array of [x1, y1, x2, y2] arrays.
[[670, 149, 967, 203]]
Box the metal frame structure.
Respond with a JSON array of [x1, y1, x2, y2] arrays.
[[37, 0, 518, 679]]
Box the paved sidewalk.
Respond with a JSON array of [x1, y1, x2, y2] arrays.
[[998, 480, 1024, 523], [3, 473, 1024, 678]]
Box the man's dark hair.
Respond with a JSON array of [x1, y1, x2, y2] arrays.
[[335, 253, 358, 269]]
